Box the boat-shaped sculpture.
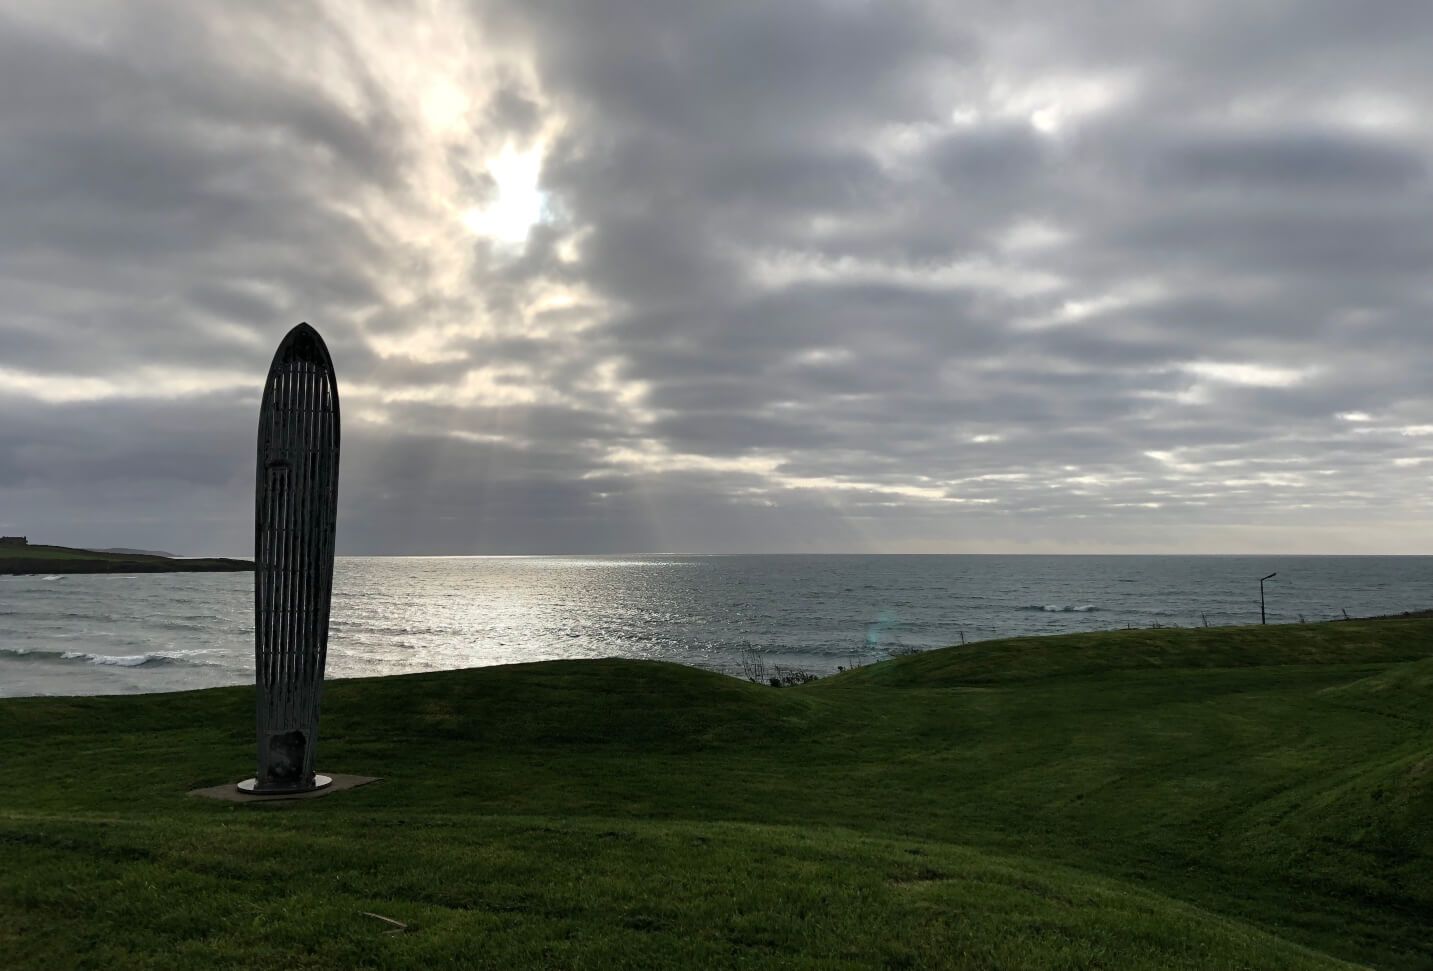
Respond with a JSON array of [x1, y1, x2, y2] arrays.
[[239, 322, 341, 794]]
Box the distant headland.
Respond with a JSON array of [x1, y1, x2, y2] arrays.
[[0, 537, 251, 575]]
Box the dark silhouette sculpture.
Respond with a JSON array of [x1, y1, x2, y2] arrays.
[[238, 323, 341, 795]]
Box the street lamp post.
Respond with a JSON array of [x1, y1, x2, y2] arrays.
[[1260, 572, 1277, 625]]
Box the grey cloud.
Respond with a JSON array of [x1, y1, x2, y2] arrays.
[[3, 0, 1433, 553], [932, 124, 1051, 186], [1160, 129, 1425, 189], [518, 1, 960, 136]]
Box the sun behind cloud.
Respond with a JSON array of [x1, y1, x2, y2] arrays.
[[463, 143, 548, 246]]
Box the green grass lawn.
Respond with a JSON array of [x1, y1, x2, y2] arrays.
[[2, 619, 1431, 969]]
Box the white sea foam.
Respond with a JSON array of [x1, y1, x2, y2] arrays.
[[0, 646, 188, 668], [62, 651, 158, 667]]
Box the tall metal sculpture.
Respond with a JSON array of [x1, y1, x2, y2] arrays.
[[239, 322, 341, 795]]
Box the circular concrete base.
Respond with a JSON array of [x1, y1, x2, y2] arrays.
[[237, 774, 333, 796]]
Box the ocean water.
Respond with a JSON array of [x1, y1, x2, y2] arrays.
[[1, 554, 1429, 698]]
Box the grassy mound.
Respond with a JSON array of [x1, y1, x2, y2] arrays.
[[828, 618, 1433, 686], [3, 620, 1431, 968], [0, 543, 250, 574]]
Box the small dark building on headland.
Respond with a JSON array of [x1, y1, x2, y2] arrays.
[[0, 536, 27, 546]]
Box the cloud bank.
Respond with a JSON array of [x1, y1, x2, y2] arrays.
[[3, 0, 1432, 553]]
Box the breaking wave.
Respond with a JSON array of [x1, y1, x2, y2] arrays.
[[1023, 604, 1099, 613], [0, 647, 198, 668]]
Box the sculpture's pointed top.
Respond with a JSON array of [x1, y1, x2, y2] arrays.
[[279, 321, 323, 351], [270, 322, 335, 372]]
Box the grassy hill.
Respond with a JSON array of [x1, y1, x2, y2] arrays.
[[0, 543, 250, 574], [2, 619, 1431, 968]]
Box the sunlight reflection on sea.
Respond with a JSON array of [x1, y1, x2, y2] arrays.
[[2, 554, 1429, 697]]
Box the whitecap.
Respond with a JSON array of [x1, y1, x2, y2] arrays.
[[19, 648, 188, 668]]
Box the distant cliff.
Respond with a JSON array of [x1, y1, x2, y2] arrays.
[[0, 543, 251, 575], [86, 547, 179, 558]]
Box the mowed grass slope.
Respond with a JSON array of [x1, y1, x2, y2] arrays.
[[2, 619, 1431, 969]]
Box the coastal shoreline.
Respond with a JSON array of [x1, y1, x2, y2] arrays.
[[0, 543, 251, 575]]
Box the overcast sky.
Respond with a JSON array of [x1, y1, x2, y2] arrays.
[[3, 1, 1432, 555]]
